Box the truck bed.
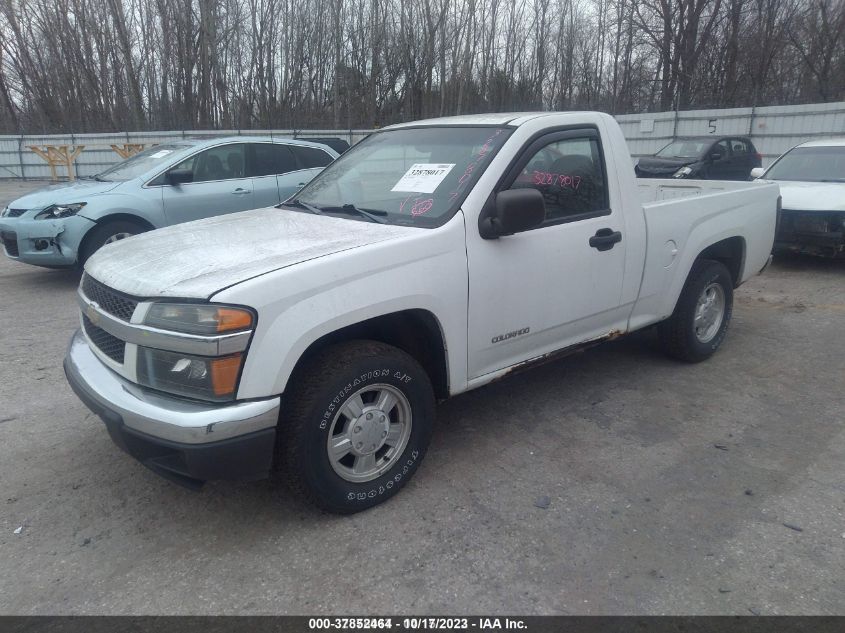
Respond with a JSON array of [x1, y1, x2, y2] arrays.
[[636, 178, 768, 203], [628, 178, 779, 332]]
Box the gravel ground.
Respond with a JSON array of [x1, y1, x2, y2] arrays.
[[0, 180, 843, 615]]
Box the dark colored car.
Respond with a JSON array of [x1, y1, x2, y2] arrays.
[[635, 137, 762, 180]]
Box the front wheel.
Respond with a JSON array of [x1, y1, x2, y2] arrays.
[[279, 340, 435, 513], [658, 259, 734, 362], [78, 219, 146, 267]]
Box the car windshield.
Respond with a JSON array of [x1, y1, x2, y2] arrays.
[[656, 140, 709, 159], [94, 144, 189, 181], [764, 146, 845, 182], [287, 126, 513, 227]]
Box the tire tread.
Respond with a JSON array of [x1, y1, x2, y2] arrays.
[[658, 259, 733, 363], [279, 339, 432, 513]]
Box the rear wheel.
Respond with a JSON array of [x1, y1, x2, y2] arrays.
[[658, 259, 733, 362], [279, 340, 435, 513], [78, 219, 147, 267]]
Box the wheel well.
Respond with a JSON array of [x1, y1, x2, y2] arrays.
[[292, 310, 449, 400], [78, 214, 154, 258], [697, 236, 745, 287], [92, 213, 155, 232]]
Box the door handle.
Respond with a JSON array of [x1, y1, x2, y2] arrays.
[[232, 188, 251, 195], [589, 228, 622, 251]]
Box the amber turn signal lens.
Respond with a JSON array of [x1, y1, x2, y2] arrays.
[[216, 308, 254, 332], [210, 354, 243, 396]]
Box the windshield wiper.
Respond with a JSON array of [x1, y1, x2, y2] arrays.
[[279, 199, 325, 215], [93, 174, 110, 182], [321, 204, 388, 224]]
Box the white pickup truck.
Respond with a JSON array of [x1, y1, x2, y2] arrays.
[[64, 112, 779, 513]]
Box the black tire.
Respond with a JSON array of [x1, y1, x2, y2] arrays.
[[658, 259, 734, 363], [78, 219, 147, 267], [279, 340, 435, 513]]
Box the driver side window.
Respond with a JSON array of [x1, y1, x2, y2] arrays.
[[171, 144, 247, 183], [713, 139, 731, 159], [509, 136, 608, 223]]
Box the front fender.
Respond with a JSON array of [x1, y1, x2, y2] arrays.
[[78, 192, 164, 228], [212, 215, 470, 400]]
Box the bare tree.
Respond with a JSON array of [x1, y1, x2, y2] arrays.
[[0, 0, 843, 133]]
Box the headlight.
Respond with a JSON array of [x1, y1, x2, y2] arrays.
[[137, 347, 244, 401], [137, 303, 255, 401], [35, 202, 87, 219], [144, 303, 254, 335], [0, 206, 8, 217], [672, 166, 694, 178]]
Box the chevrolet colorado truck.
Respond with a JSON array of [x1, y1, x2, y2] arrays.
[[64, 112, 780, 513]]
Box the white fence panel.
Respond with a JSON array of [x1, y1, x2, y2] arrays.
[[621, 101, 845, 166], [0, 129, 372, 179], [1, 102, 844, 178]]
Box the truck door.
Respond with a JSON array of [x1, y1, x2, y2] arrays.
[[465, 128, 629, 379]]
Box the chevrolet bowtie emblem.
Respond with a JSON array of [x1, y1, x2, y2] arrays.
[[86, 302, 101, 325]]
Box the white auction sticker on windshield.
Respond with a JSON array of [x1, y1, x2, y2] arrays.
[[391, 163, 455, 193], [149, 150, 173, 158]]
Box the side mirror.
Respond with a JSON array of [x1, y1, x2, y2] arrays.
[[479, 189, 546, 239], [750, 167, 766, 179], [166, 168, 193, 185]]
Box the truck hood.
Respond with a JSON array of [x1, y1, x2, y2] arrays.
[[85, 207, 420, 298], [774, 181, 845, 212], [8, 179, 123, 211]]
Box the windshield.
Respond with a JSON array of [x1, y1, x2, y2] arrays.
[[656, 140, 709, 159], [95, 144, 189, 181], [764, 146, 845, 182], [288, 126, 513, 227]]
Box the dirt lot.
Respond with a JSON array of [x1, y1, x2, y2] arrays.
[[0, 180, 843, 615]]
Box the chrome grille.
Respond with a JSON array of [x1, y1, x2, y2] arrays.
[[82, 313, 125, 363], [81, 274, 139, 322]]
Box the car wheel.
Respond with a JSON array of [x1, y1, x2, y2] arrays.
[[280, 340, 435, 513], [658, 259, 734, 363], [79, 220, 146, 267]]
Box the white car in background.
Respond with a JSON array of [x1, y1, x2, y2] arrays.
[[752, 138, 845, 258]]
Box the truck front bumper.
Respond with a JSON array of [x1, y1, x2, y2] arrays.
[[64, 330, 280, 488]]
